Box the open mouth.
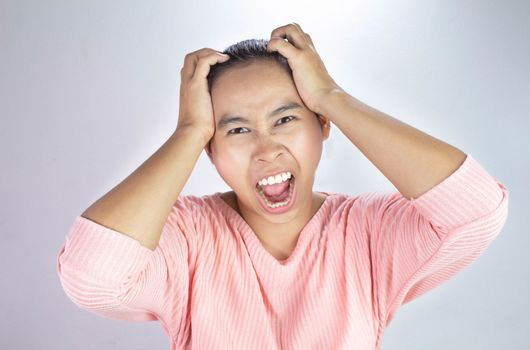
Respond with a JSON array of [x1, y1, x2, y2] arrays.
[[255, 175, 295, 209]]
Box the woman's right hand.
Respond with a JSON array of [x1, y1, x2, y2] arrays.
[[176, 48, 230, 143]]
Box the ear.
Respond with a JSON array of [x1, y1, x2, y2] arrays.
[[317, 114, 331, 140]]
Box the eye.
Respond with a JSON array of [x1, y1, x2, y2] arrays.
[[227, 127, 249, 135], [226, 116, 297, 136], [276, 115, 297, 125]]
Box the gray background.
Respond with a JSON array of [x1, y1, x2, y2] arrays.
[[1, 0, 528, 349]]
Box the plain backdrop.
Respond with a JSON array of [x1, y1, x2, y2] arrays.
[[1, 0, 528, 349]]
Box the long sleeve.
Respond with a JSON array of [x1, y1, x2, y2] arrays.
[[360, 154, 509, 329], [56, 196, 204, 333]]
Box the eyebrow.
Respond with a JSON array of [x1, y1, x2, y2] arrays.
[[217, 102, 302, 130]]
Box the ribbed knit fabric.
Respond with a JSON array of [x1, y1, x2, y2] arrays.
[[56, 154, 509, 349]]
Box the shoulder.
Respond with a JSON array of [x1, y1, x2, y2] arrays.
[[169, 192, 232, 221], [321, 191, 379, 211], [165, 194, 210, 226], [321, 190, 401, 225]]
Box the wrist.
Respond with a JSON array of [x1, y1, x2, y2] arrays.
[[316, 88, 351, 116], [173, 126, 212, 148]]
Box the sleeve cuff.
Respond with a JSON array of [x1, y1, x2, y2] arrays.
[[57, 216, 154, 286], [409, 154, 506, 230]]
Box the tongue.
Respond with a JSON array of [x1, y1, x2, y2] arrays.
[[261, 181, 289, 197]]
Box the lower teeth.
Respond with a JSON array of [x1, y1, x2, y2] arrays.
[[258, 180, 294, 208]]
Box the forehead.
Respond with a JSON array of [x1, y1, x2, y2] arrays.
[[210, 61, 301, 119]]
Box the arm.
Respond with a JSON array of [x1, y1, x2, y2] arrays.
[[319, 90, 467, 200], [57, 129, 208, 322], [266, 23, 465, 200], [81, 127, 206, 251], [81, 48, 229, 251], [57, 49, 228, 323], [269, 24, 508, 333]]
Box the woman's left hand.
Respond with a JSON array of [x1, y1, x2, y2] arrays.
[[267, 23, 345, 116]]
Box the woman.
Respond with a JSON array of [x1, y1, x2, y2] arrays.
[[57, 23, 509, 349]]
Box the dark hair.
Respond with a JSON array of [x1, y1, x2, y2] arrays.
[[207, 39, 293, 92]]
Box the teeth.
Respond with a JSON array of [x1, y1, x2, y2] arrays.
[[258, 179, 294, 208], [258, 171, 292, 186]]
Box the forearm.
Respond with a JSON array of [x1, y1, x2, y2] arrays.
[[81, 127, 208, 250], [320, 91, 467, 200]]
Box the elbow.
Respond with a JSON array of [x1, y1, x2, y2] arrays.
[[57, 244, 122, 313], [453, 181, 509, 245]]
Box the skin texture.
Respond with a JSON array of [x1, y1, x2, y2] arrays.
[[206, 60, 331, 260]]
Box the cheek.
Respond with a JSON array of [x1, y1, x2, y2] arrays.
[[294, 128, 323, 162], [211, 145, 249, 187]]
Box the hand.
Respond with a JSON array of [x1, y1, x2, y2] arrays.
[[267, 23, 344, 116], [176, 48, 230, 142]]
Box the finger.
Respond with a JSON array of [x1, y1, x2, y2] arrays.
[[305, 33, 315, 47], [181, 48, 223, 81], [191, 51, 230, 81], [267, 36, 300, 60], [269, 22, 310, 50], [181, 48, 218, 81]]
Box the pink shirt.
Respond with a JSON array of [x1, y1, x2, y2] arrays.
[[57, 154, 509, 349]]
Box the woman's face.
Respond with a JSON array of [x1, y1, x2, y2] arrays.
[[208, 60, 330, 224]]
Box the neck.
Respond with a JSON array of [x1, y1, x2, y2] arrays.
[[237, 190, 322, 248]]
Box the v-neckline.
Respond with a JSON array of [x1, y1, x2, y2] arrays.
[[212, 191, 333, 269]]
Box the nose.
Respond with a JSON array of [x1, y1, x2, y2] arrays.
[[253, 134, 284, 163]]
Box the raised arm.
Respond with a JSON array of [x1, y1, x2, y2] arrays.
[[81, 128, 205, 250], [57, 49, 229, 324], [81, 48, 229, 250], [266, 23, 466, 200], [318, 91, 467, 200]]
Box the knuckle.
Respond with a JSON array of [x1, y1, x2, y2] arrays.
[[198, 47, 215, 56], [198, 51, 214, 61], [183, 53, 194, 65], [195, 55, 207, 64]]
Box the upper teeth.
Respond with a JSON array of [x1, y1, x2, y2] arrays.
[[258, 171, 292, 186]]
